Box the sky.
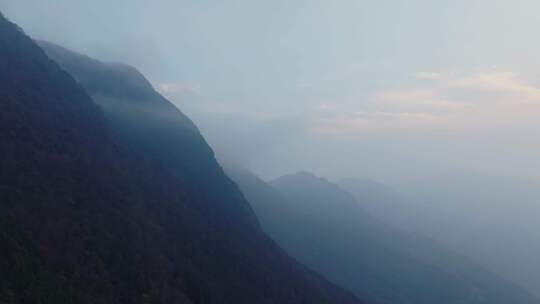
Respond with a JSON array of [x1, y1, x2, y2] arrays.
[[2, 0, 540, 296], [2, 0, 539, 184], [5, 0, 539, 185]]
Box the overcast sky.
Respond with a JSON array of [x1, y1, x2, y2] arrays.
[[2, 0, 539, 184]]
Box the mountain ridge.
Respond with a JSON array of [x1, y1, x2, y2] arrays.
[[227, 167, 540, 304], [0, 13, 362, 304]]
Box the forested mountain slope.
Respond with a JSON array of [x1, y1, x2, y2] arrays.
[[0, 13, 362, 304]]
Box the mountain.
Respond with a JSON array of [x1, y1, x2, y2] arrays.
[[222, 167, 299, 247], [0, 13, 362, 304], [38, 40, 259, 231], [226, 168, 540, 304]]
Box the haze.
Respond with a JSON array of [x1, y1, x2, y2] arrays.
[[3, 0, 540, 297]]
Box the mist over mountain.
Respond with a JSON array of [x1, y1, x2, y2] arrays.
[[227, 167, 540, 304], [401, 175, 540, 298], [0, 13, 363, 304], [340, 175, 540, 298], [2, 2, 539, 303], [338, 178, 416, 231]]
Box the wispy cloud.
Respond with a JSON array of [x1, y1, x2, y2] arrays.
[[157, 82, 201, 94], [312, 71, 540, 135], [375, 88, 475, 112], [447, 72, 540, 104], [315, 110, 446, 135], [413, 72, 444, 80]]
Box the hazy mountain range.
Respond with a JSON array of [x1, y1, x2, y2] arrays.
[[227, 167, 539, 304], [1, 9, 538, 304], [338, 175, 540, 299]]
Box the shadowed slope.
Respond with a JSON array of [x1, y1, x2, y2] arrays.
[[0, 13, 362, 304]]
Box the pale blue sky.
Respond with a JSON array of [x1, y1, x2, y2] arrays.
[[3, 0, 540, 183]]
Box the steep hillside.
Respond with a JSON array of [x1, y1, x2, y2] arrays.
[[38, 40, 258, 229], [0, 13, 362, 304]]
